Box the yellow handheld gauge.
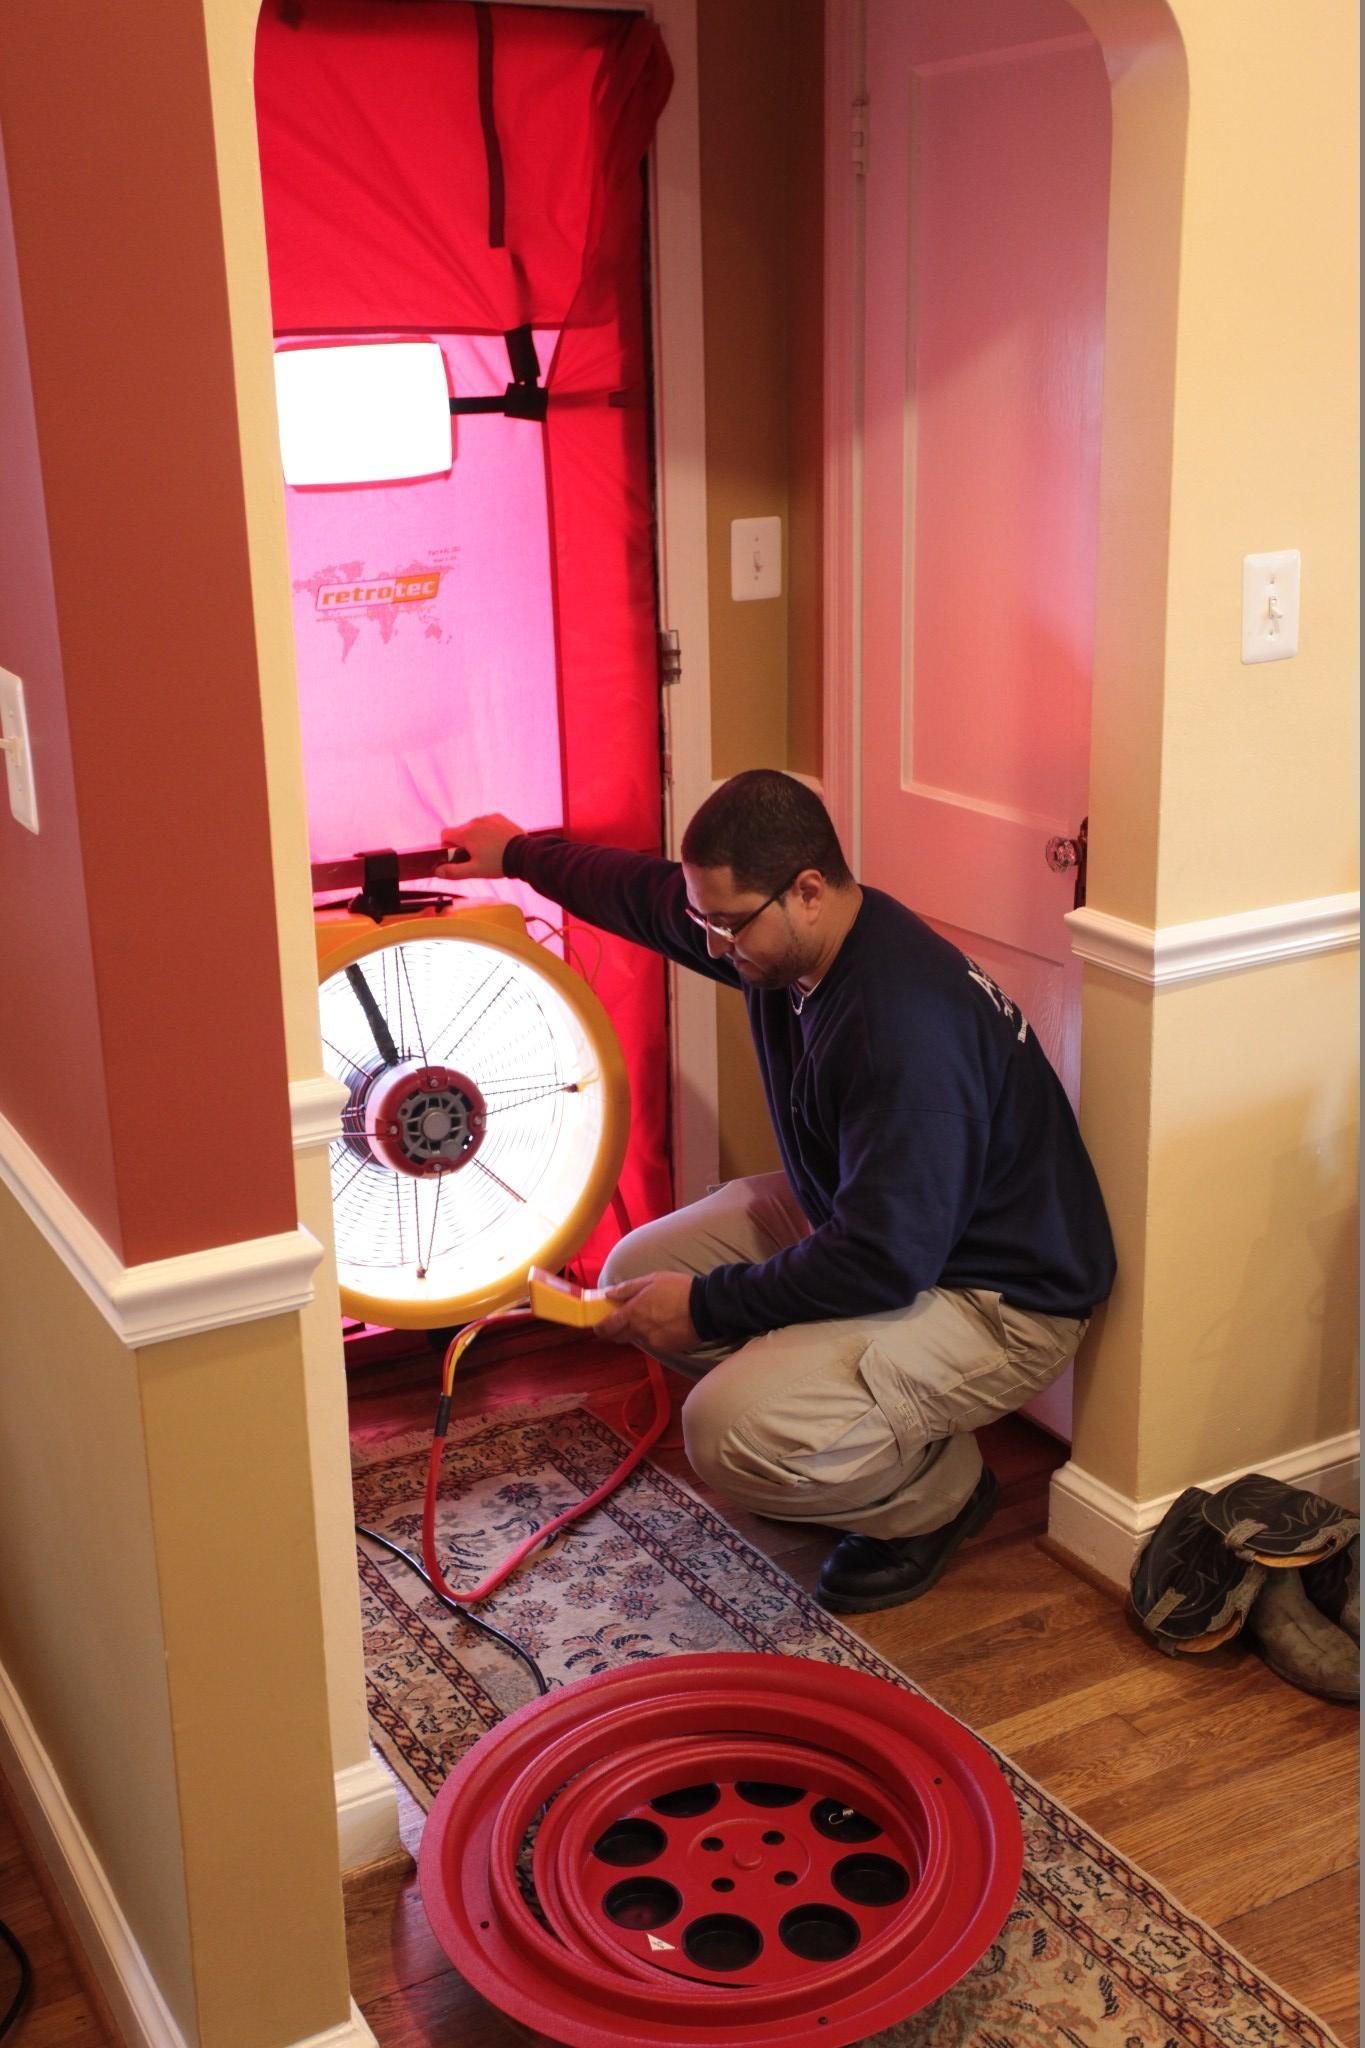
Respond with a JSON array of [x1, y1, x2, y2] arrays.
[[527, 1265, 615, 1328]]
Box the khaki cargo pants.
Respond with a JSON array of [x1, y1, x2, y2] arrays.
[[600, 1173, 1087, 1540]]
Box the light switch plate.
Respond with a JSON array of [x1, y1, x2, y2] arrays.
[[1242, 550, 1300, 663], [731, 517, 782, 602], [0, 665, 39, 833]]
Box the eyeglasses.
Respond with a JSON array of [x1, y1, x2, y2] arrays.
[[683, 871, 802, 944]]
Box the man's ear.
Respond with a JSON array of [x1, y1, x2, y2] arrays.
[[792, 868, 826, 915]]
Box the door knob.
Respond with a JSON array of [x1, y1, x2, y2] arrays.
[[1044, 817, 1088, 909]]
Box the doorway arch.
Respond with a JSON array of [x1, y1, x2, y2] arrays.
[[822, 0, 1189, 1489], [197, 0, 714, 1875]]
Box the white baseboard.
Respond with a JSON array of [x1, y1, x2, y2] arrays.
[[0, 1653, 191, 2048], [0, 1653, 380, 2048], [1048, 1430, 1361, 1587], [297, 2002, 380, 2048], [335, 1753, 402, 1872]]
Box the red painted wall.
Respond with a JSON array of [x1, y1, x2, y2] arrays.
[[0, 141, 122, 1248], [0, 4, 296, 1264]]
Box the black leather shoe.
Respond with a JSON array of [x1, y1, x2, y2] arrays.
[[817, 1468, 1000, 1613]]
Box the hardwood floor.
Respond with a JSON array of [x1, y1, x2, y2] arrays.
[[345, 1335, 1361, 2048], [0, 1791, 113, 2047], [0, 1332, 1354, 2046]]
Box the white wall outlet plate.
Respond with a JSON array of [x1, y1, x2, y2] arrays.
[[1242, 549, 1300, 663], [731, 516, 782, 602], [0, 664, 39, 834]]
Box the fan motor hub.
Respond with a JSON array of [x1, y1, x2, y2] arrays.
[[352, 1062, 487, 1176]]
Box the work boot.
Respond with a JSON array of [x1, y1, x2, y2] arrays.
[[1303, 1537, 1360, 1641], [1133, 1472, 1362, 1690], [1245, 1568, 1360, 1705], [1202, 1472, 1359, 1566], [1129, 1487, 1266, 1654], [816, 1467, 999, 1614]]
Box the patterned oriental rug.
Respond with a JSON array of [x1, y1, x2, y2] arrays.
[[353, 1396, 1343, 2048]]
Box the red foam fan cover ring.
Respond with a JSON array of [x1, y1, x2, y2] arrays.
[[418, 1652, 1023, 2047]]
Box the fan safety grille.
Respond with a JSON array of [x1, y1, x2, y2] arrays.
[[320, 933, 610, 1314]]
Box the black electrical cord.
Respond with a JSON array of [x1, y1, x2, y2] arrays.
[[0, 1916, 32, 2041], [355, 1522, 549, 1696]]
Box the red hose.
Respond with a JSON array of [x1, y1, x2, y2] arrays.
[[420, 1315, 673, 1605]]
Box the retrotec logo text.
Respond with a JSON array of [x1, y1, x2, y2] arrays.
[[314, 572, 441, 612]]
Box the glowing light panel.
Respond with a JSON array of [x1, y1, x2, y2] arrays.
[[274, 342, 452, 485]]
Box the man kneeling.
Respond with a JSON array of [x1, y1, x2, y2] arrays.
[[439, 771, 1116, 1612]]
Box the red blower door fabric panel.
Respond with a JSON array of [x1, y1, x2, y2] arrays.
[[255, 2, 675, 1261]]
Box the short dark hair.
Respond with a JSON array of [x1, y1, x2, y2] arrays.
[[681, 770, 853, 894]]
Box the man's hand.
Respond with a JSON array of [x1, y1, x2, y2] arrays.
[[596, 1272, 699, 1355], [436, 814, 526, 879]]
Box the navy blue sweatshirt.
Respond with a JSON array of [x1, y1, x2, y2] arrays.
[[505, 834, 1116, 1345]]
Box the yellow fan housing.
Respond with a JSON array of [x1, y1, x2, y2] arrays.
[[316, 903, 629, 1330]]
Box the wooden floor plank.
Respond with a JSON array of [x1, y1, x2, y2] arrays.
[[999, 1665, 1331, 1812], [358, 1970, 522, 2048], [983, 1655, 1207, 1757], [1082, 1726, 1360, 1926], [1221, 1867, 1362, 2044], [343, 1856, 449, 2010], [872, 1587, 1144, 1730], [0, 1788, 113, 2048]]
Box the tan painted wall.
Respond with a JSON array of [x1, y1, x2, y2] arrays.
[[0, 1198, 195, 2032], [293, 1148, 374, 1777], [1138, 951, 1358, 1496], [698, 0, 823, 1181], [1067, 0, 1359, 1504], [137, 1312, 351, 2048], [0, 1195, 351, 2048], [1073, 952, 1360, 1499], [201, 0, 376, 1796], [1156, 0, 1358, 925]]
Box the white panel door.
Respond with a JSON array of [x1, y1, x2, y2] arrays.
[[859, 1, 1111, 1437]]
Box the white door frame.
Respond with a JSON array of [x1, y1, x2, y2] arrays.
[[500, 0, 718, 1206], [646, 0, 719, 1205], [822, 0, 865, 872]]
